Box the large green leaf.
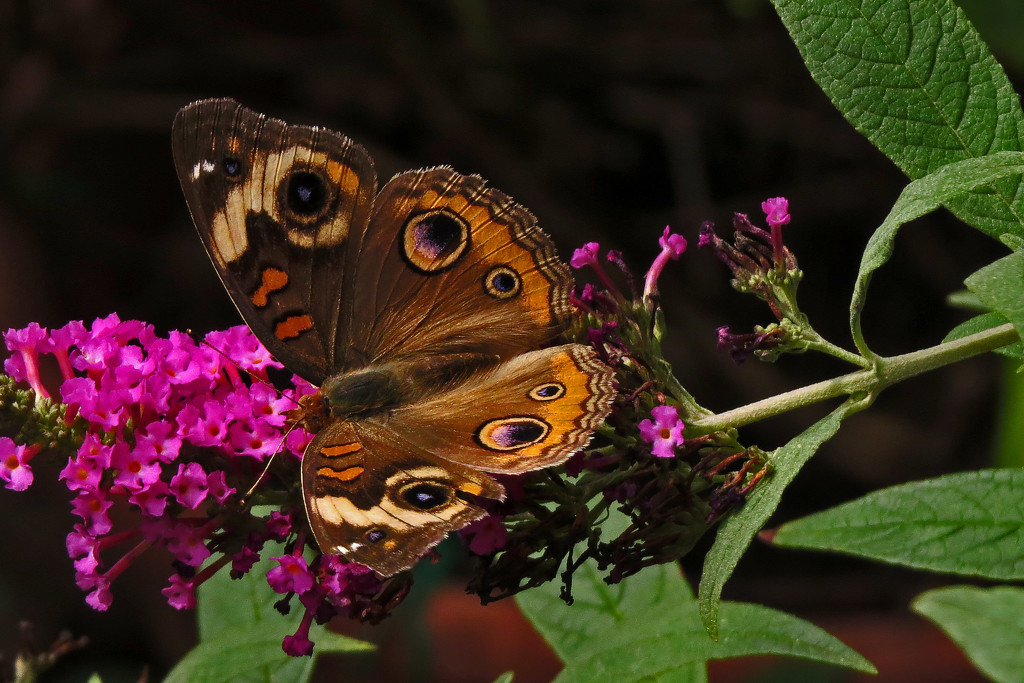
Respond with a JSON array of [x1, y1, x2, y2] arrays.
[[965, 251, 1024, 344], [698, 402, 858, 637], [516, 560, 874, 682], [913, 585, 1024, 683], [164, 542, 373, 683], [772, 468, 1024, 580], [773, 0, 1024, 241], [843, 152, 1024, 353]]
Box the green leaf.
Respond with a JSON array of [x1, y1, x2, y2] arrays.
[[163, 617, 371, 683], [196, 548, 283, 641], [845, 152, 1024, 354], [913, 585, 1024, 683], [698, 402, 858, 638], [772, 468, 1024, 580], [169, 541, 373, 683], [965, 251, 1024, 344], [492, 673, 515, 683], [943, 312, 1023, 360], [517, 561, 873, 682], [772, 0, 1024, 241]]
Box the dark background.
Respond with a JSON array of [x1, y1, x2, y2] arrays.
[[1, 1, 1021, 681]]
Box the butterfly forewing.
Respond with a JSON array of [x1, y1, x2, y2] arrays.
[[172, 98, 377, 384], [341, 168, 574, 368]]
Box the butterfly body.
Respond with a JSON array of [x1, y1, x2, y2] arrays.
[[172, 98, 615, 575]]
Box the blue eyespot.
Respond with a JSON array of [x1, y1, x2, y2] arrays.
[[484, 265, 521, 300]]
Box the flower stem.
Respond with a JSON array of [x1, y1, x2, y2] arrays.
[[687, 323, 1019, 435]]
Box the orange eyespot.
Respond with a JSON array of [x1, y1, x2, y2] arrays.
[[401, 209, 470, 273], [475, 416, 551, 452], [528, 382, 565, 401]]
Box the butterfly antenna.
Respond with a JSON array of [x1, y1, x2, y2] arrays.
[[240, 421, 301, 504]]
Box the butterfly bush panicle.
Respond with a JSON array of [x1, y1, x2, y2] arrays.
[[0, 314, 402, 655], [699, 198, 839, 364], [3, 197, 803, 655], [466, 217, 770, 603]]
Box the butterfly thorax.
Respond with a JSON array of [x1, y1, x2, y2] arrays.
[[318, 352, 502, 422]]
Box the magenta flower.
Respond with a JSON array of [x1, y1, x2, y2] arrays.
[[59, 454, 104, 492], [3, 323, 51, 398], [0, 437, 36, 491], [268, 554, 316, 595], [169, 462, 210, 509], [1, 315, 390, 656], [162, 574, 198, 610], [761, 197, 790, 228], [762, 196, 790, 268], [282, 611, 316, 657], [638, 405, 685, 457], [462, 515, 508, 555], [570, 242, 601, 269], [643, 226, 687, 300]]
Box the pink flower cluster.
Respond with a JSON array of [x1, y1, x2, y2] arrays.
[[2, 314, 316, 612], [267, 541, 383, 656]]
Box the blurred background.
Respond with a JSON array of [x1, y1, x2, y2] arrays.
[[1, 1, 1022, 681]]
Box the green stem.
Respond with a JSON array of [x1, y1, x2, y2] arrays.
[[687, 323, 1019, 435], [803, 335, 872, 368]]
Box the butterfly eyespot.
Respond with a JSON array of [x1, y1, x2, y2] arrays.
[[529, 382, 565, 401], [475, 416, 551, 452], [366, 529, 387, 543], [281, 170, 332, 222], [222, 157, 244, 179], [401, 209, 470, 273], [483, 265, 522, 300], [399, 482, 453, 510]]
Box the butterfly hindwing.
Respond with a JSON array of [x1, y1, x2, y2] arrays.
[[383, 344, 616, 474], [301, 420, 505, 575]]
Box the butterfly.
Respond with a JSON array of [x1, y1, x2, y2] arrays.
[[171, 98, 615, 576]]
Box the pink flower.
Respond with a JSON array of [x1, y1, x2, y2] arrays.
[[129, 480, 171, 517], [267, 555, 315, 595], [205, 470, 236, 505], [71, 490, 114, 535], [169, 462, 209, 509], [638, 405, 685, 458], [85, 579, 113, 611], [112, 441, 163, 491], [3, 323, 51, 397], [762, 197, 790, 228], [570, 242, 601, 269], [59, 455, 104, 492], [232, 546, 261, 575], [162, 574, 197, 610], [643, 226, 687, 300], [762, 196, 790, 268], [463, 516, 508, 555], [282, 610, 316, 657], [164, 522, 212, 567], [0, 437, 35, 491], [265, 510, 294, 540]]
